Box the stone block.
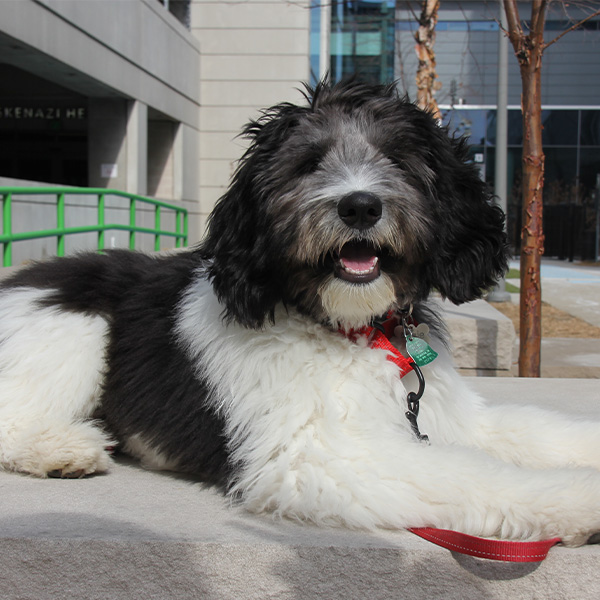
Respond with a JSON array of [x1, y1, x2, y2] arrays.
[[440, 298, 516, 374]]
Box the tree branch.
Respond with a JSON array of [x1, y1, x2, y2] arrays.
[[503, 0, 524, 54], [544, 8, 600, 49], [530, 0, 548, 38], [404, 0, 420, 24]]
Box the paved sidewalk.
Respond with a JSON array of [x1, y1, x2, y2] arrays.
[[507, 259, 600, 378], [508, 258, 600, 327]]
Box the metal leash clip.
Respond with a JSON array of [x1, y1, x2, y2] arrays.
[[405, 360, 429, 443], [401, 308, 430, 444]]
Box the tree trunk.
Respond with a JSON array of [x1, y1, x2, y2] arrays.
[[518, 59, 545, 377], [414, 0, 441, 120], [504, 0, 547, 377], [502, 1, 600, 375]]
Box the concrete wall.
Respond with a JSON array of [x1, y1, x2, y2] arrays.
[[190, 0, 312, 235], [88, 99, 130, 191], [148, 120, 178, 199]]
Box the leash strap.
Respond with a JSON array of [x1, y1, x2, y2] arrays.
[[408, 527, 561, 562], [355, 316, 562, 562]]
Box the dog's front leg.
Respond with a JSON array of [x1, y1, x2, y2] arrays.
[[235, 420, 600, 546], [400, 443, 600, 546], [397, 442, 600, 546], [221, 352, 600, 546]]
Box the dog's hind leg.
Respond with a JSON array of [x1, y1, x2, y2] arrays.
[[0, 288, 112, 477]]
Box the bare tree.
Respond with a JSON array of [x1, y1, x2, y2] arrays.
[[413, 0, 442, 119], [502, 0, 600, 377]]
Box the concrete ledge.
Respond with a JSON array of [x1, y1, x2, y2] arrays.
[[1, 379, 598, 600], [441, 298, 516, 374]]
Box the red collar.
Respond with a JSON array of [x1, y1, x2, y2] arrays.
[[344, 315, 414, 378]]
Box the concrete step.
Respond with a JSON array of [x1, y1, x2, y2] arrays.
[[1, 378, 599, 600], [441, 298, 515, 375]]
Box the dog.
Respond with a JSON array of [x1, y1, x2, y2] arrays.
[[0, 80, 599, 547]]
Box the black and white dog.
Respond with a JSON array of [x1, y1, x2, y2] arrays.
[[1, 80, 599, 546]]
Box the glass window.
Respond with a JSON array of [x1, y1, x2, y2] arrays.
[[443, 105, 600, 258], [504, 148, 526, 250], [486, 110, 524, 146], [310, 2, 322, 86], [442, 109, 487, 145], [543, 148, 578, 204], [156, 0, 190, 29], [330, 1, 395, 84], [541, 110, 578, 146], [580, 110, 600, 146], [578, 147, 600, 193]]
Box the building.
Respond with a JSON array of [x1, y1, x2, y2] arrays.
[[0, 0, 202, 261], [191, 0, 312, 229], [1, 0, 598, 262], [0, 0, 315, 263]]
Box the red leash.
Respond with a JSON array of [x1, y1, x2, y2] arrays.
[[353, 316, 562, 562], [408, 527, 561, 563]]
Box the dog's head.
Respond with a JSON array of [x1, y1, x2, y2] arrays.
[[200, 80, 508, 330]]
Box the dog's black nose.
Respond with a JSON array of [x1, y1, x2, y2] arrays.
[[337, 192, 382, 229]]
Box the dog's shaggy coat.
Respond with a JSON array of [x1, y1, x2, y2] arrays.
[[1, 80, 599, 546]]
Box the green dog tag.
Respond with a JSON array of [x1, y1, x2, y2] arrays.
[[406, 336, 438, 367]]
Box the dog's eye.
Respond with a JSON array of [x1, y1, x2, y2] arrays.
[[296, 154, 322, 176], [386, 154, 403, 169], [293, 140, 332, 177]]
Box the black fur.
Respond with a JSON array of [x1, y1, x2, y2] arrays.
[[3, 251, 231, 484]]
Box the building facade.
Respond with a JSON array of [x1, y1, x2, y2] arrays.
[[1, 0, 598, 262], [190, 0, 312, 230]]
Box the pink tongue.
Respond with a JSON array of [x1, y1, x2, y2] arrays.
[[339, 244, 377, 271]]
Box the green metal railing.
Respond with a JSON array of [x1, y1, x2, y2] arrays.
[[0, 187, 188, 267]]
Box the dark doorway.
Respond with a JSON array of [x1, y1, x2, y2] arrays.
[[0, 64, 88, 186]]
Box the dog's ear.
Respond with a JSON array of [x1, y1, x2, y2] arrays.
[[198, 103, 305, 328], [423, 128, 508, 304]]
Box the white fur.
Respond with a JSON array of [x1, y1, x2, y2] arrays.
[[0, 287, 112, 477], [175, 277, 600, 546], [318, 273, 397, 331], [123, 434, 180, 472]]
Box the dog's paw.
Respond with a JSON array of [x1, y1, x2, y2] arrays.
[[560, 532, 596, 548], [560, 530, 600, 547], [47, 468, 89, 479], [5, 420, 114, 478], [40, 447, 112, 478]]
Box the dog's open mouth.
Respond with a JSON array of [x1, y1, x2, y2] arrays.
[[334, 241, 381, 284]]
